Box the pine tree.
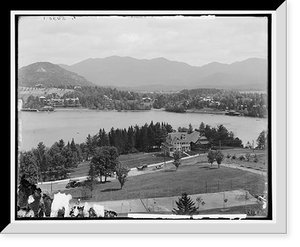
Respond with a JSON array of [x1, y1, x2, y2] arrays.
[[127, 126, 135, 152], [207, 150, 215, 167], [188, 123, 193, 134], [256, 130, 266, 149], [172, 193, 198, 215], [85, 162, 98, 198]]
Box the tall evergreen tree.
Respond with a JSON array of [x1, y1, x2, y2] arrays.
[[127, 126, 135, 152], [188, 123, 193, 134], [172, 193, 198, 215], [256, 130, 266, 149], [85, 162, 98, 198], [134, 125, 141, 151], [32, 142, 48, 182], [140, 125, 149, 152]]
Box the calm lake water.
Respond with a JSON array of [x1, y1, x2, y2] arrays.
[[19, 108, 268, 151]]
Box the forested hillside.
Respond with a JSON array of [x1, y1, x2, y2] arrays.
[[18, 62, 94, 87], [22, 85, 267, 118]]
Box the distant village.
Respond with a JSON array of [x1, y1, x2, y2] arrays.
[[18, 84, 153, 112]]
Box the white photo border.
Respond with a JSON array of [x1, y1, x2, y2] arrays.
[[5, 4, 287, 234]]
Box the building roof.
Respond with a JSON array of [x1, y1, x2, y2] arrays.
[[167, 131, 201, 144], [188, 131, 200, 143], [197, 136, 209, 145], [162, 142, 173, 147]]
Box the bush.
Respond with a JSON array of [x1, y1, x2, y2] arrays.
[[239, 155, 245, 161], [232, 154, 236, 160], [245, 153, 250, 161], [226, 153, 231, 159], [215, 150, 224, 168], [207, 150, 215, 166], [173, 150, 182, 170], [253, 154, 258, 163]]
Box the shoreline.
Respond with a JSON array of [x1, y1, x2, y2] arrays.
[[185, 109, 226, 115], [23, 107, 266, 119]]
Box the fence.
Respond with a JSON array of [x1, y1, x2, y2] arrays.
[[76, 178, 267, 215], [85, 177, 266, 203]]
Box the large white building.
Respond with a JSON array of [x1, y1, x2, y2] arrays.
[[162, 130, 209, 157]]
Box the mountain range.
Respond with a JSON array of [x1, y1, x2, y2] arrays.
[[19, 56, 268, 91], [59, 56, 267, 91]]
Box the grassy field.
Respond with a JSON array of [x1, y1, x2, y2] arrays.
[[65, 159, 266, 203], [69, 148, 266, 179], [119, 152, 173, 168], [225, 153, 267, 172], [69, 152, 173, 178]]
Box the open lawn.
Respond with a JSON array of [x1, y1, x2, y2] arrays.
[[69, 148, 266, 179], [225, 153, 267, 172], [69, 151, 173, 178], [65, 161, 266, 203], [119, 152, 173, 169]]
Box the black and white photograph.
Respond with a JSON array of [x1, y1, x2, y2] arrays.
[[5, 5, 287, 234]]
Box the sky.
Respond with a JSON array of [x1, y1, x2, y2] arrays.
[[17, 15, 268, 68]]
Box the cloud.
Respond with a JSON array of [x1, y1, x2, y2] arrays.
[[17, 15, 268, 68]]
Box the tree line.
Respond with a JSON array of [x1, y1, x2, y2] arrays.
[[152, 88, 268, 118], [19, 139, 83, 184], [64, 86, 151, 110], [21, 86, 267, 118], [18, 121, 173, 183]]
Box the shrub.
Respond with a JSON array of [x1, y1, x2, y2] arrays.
[[232, 154, 236, 160], [215, 150, 224, 168], [245, 153, 250, 161], [239, 155, 245, 161], [115, 163, 130, 189], [172, 150, 182, 171], [253, 154, 258, 163], [207, 150, 215, 166]]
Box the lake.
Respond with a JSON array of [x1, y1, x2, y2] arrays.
[[19, 108, 268, 151]]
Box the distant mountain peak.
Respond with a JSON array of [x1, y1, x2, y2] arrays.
[[18, 61, 94, 87]]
